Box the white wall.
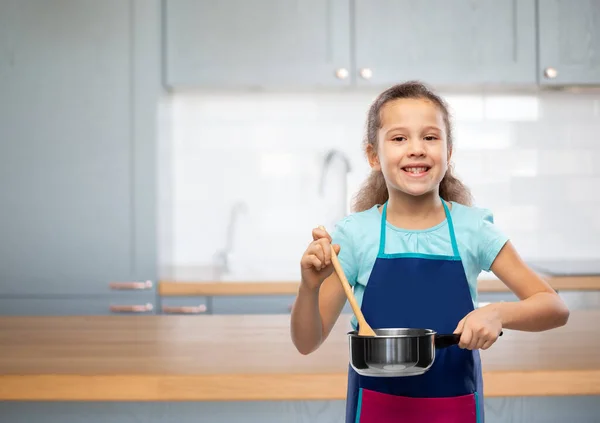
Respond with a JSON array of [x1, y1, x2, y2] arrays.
[[158, 88, 600, 281]]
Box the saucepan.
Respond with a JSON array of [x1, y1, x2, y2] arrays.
[[321, 227, 502, 377]]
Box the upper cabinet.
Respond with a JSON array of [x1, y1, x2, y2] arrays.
[[163, 0, 352, 89], [353, 0, 537, 87], [538, 0, 600, 86], [163, 0, 600, 89]]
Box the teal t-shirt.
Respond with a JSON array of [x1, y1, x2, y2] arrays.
[[330, 202, 509, 329]]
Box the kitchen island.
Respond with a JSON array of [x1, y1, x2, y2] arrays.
[[0, 311, 598, 401]]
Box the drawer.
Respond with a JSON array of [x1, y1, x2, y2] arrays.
[[212, 295, 297, 314], [0, 293, 157, 316]]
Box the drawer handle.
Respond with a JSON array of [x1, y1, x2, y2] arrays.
[[109, 280, 153, 290], [110, 303, 153, 313], [162, 305, 207, 314]]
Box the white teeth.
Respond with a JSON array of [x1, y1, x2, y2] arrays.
[[405, 167, 428, 174]]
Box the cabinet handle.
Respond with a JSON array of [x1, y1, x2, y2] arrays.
[[544, 67, 558, 79], [359, 68, 373, 80], [335, 68, 349, 80], [162, 304, 207, 314], [109, 303, 153, 313], [109, 280, 153, 290]]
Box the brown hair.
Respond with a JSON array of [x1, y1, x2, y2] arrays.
[[352, 81, 473, 212]]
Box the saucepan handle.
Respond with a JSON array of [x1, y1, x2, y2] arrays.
[[435, 331, 503, 349]]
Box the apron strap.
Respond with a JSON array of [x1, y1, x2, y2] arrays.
[[442, 199, 460, 259], [377, 203, 389, 256], [377, 199, 460, 259]]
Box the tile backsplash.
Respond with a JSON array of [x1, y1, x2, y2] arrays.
[[157, 88, 600, 281]]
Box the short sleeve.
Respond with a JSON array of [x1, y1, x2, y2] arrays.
[[330, 217, 358, 287], [477, 210, 509, 272]]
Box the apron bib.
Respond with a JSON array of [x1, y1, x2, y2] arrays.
[[345, 200, 484, 423]]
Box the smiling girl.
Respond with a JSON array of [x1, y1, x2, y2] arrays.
[[290, 81, 569, 423]]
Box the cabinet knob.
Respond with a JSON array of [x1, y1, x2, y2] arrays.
[[544, 67, 558, 79], [335, 68, 349, 80], [359, 68, 373, 80]]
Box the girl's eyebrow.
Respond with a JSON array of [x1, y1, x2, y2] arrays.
[[384, 125, 442, 134], [422, 125, 443, 132]]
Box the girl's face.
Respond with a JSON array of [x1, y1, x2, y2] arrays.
[[369, 98, 450, 199]]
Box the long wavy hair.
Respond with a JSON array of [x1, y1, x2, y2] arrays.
[[352, 81, 473, 212]]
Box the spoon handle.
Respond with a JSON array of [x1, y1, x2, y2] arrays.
[[319, 226, 376, 337]]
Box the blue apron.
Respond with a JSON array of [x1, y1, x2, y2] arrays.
[[345, 200, 483, 423]]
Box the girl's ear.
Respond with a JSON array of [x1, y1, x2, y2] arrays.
[[366, 144, 381, 171]]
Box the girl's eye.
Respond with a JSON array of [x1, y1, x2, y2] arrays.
[[424, 135, 438, 141], [392, 136, 406, 142]]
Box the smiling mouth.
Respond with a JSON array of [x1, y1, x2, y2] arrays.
[[402, 166, 430, 175]]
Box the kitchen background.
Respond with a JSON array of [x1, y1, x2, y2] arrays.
[[1, 0, 600, 422], [161, 89, 600, 280]]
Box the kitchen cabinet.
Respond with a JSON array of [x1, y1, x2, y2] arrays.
[[538, 0, 600, 85], [163, 0, 537, 89], [210, 295, 354, 314], [163, 0, 352, 89], [353, 0, 537, 87], [211, 295, 297, 314], [0, 0, 160, 313]]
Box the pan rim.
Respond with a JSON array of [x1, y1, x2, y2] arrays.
[[347, 328, 437, 338]]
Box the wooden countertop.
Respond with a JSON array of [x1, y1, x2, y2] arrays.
[[0, 311, 599, 401], [158, 275, 600, 296]]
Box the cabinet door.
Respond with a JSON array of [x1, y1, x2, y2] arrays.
[[353, 0, 536, 86], [538, 0, 600, 85], [163, 0, 351, 88], [0, 0, 156, 296]]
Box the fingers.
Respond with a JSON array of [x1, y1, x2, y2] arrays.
[[453, 316, 466, 335], [312, 226, 332, 242], [302, 239, 334, 272], [458, 326, 472, 349], [301, 254, 323, 271], [310, 242, 326, 270], [458, 324, 500, 350]]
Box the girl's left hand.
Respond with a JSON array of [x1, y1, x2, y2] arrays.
[[453, 305, 503, 350]]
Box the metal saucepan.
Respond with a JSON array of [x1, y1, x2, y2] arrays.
[[348, 328, 502, 377], [321, 228, 502, 377]]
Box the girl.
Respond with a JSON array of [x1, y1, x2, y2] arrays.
[[290, 81, 569, 423]]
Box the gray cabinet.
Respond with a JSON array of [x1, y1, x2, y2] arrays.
[[208, 295, 353, 315], [538, 0, 600, 85], [212, 295, 297, 314], [163, 0, 352, 89], [354, 0, 537, 86], [0, 0, 160, 313]]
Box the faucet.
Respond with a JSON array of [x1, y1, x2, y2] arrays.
[[319, 149, 352, 221], [319, 149, 352, 196], [214, 201, 248, 276]]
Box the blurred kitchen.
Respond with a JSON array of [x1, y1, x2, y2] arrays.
[[1, 0, 599, 422]]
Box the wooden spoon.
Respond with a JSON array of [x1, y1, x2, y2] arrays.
[[318, 226, 376, 337]]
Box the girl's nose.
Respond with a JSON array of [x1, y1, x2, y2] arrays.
[[407, 139, 426, 156]]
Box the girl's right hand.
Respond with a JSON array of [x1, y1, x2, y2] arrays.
[[300, 227, 341, 291]]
